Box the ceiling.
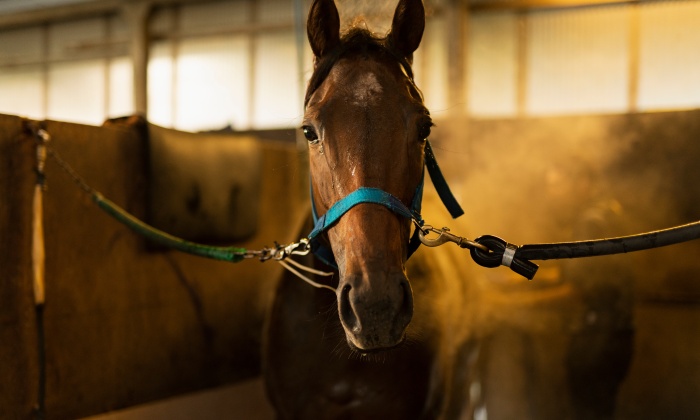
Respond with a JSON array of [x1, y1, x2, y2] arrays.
[[0, 0, 96, 15]]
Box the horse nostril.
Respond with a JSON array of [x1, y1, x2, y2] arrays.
[[339, 284, 360, 333]]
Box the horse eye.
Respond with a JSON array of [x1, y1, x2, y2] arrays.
[[418, 122, 432, 141], [302, 126, 319, 143]]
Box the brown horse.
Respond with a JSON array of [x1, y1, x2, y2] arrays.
[[264, 0, 477, 417]]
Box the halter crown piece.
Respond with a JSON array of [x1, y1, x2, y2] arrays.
[[308, 141, 464, 268]]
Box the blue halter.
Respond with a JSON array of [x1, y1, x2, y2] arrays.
[[308, 141, 463, 268]]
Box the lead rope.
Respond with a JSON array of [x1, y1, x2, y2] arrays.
[[418, 222, 700, 280], [36, 125, 700, 285], [29, 125, 334, 292]]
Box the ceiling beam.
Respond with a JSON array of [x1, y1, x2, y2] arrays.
[[0, 0, 209, 30], [0, 0, 122, 29], [470, 0, 638, 12], [0, 0, 643, 31]]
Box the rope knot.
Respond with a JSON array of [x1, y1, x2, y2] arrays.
[[470, 235, 539, 280]]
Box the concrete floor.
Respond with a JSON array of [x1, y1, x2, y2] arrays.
[[83, 378, 275, 420]]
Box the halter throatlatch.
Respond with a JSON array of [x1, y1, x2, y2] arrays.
[[308, 140, 464, 268]]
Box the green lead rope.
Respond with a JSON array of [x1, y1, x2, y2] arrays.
[[93, 192, 249, 263], [29, 125, 332, 298]]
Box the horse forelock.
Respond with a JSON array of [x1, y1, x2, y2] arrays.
[[304, 28, 415, 108]]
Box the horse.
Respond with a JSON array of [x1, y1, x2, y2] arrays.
[[263, 0, 477, 417]]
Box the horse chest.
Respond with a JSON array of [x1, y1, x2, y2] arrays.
[[263, 260, 444, 419]]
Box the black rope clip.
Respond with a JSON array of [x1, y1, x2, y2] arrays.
[[470, 235, 539, 280]]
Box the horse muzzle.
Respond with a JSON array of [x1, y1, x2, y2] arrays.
[[337, 270, 414, 352]]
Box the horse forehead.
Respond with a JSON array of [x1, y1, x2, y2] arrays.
[[349, 71, 383, 105], [330, 59, 406, 107]]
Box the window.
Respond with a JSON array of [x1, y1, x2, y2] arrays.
[[467, 12, 518, 117], [527, 6, 629, 115], [147, 1, 307, 131], [468, 0, 700, 118], [0, 15, 132, 125], [638, 0, 700, 110]]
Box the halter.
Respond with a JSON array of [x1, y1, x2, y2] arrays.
[[308, 141, 464, 268], [304, 30, 464, 267]]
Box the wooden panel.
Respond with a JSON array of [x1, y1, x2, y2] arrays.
[[0, 115, 40, 420], [0, 115, 306, 419]]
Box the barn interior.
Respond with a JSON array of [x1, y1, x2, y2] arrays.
[[1, 0, 700, 419]]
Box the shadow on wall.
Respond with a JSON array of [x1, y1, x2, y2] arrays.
[[429, 110, 700, 419]]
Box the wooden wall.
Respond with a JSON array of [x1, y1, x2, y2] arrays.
[[0, 115, 304, 419], [434, 109, 700, 419], [3, 109, 700, 418]]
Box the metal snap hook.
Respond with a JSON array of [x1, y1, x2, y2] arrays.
[[418, 226, 455, 247], [418, 225, 489, 252]]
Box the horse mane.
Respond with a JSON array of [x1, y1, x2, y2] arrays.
[[304, 27, 415, 107]]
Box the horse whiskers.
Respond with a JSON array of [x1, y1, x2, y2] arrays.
[[347, 347, 389, 364], [330, 339, 351, 359], [324, 327, 346, 349], [277, 259, 336, 292], [329, 339, 384, 364], [404, 319, 430, 346], [315, 298, 338, 322]]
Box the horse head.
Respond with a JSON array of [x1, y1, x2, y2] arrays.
[[304, 0, 430, 352]]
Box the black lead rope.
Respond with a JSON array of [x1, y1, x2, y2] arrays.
[[469, 220, 700, 280]]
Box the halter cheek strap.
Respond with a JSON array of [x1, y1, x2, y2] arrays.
[[308, 140, 463, 268], [424, 141, 463, 218]]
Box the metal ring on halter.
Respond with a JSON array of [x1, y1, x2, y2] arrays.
[[501, 243, 517, 267]]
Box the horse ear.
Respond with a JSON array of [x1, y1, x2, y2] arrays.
[[388, 0, 425, 59], [307, 0, 341, 58]]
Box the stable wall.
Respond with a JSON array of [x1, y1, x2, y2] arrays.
[[4, 109, 700, 419], [435, 109, 700, 419], [0, 114, 304, 419]]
